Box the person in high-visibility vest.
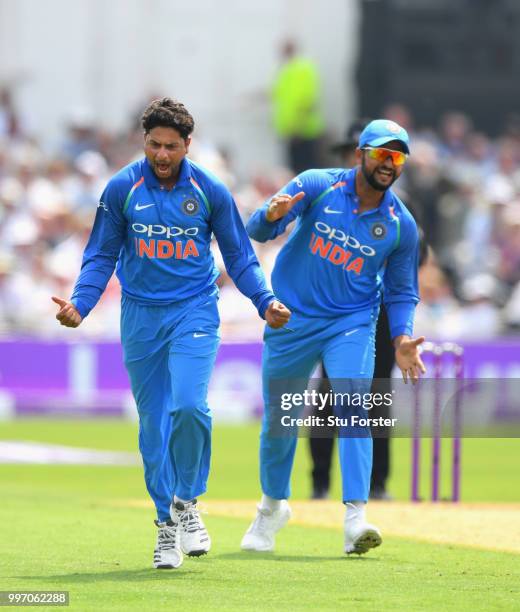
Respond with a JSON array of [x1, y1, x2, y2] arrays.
[[271, 40, 325, 173]]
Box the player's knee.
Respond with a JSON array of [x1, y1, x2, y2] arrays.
[[170, 398, 208, 416]]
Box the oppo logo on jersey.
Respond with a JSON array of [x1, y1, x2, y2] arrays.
[[314, 222, 376, 257], [309, 221, 377, 275], [132, 223, 199, 239], [131, 223, 200, 260]]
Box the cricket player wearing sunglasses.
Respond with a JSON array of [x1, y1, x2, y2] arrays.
[[242, 119, 425, 556]]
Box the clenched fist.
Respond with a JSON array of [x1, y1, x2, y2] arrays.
[[266, 191, 305, 222], [265, 300, 291, 329], [52, 296, 83, 328]]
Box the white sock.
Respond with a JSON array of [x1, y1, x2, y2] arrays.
[[260, 494, 282, 512], [174, 495, 190, 505], [344, 501, 366, 522]]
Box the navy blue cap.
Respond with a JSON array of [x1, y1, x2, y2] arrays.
[[358, 119, 410, 154]]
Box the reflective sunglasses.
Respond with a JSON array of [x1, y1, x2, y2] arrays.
[[362, 146, 408, 167]]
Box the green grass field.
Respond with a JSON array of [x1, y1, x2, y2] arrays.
[[1, 420, 519, 610]]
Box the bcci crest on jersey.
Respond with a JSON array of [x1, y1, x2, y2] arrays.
[[371, 222, 387, 240], [182, 198, 199, 216]]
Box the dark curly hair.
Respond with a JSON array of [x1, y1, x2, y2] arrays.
[[141, 98, 195, 139]]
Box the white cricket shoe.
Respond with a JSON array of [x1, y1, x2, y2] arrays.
[[170, 499, 211, 556], [241, 501, 291, 552], [153, 519, 183, 569], [344, 518, 382, 555]]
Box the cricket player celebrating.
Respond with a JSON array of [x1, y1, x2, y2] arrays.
[[52, 98, 290, 569], [242, 119, 425, 555]]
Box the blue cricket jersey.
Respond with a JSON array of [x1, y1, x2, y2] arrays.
[[246, 167, 419, 338], [71, 157, 275, 318]]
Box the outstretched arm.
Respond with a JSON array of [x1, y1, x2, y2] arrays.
[[52, 178, 127, 327], [246, 170, 327, 242], [69, 180, 127, 319], [210, 181, 291, 326], [383, 214, 425, 383]]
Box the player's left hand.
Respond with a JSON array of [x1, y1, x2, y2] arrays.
[[394, 335, 427, 384], [52, 296, 83, 328], [265, 300, 291, 329]]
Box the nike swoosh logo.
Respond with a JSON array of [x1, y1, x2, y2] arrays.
[[193, 333, 208, 338], [324, 206, 342, 214], [135, 203, 155, 211], [344, 329, 359, 337]]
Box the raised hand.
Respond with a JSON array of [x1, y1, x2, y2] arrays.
[[265, 300, 291, 329], [52, 296, 83, 328], [266, 191, 305, 222], [395, 335, 427, 384]]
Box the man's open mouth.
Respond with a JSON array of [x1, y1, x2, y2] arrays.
[[156, 163, 171, 174], [376, 168, 394, 180]]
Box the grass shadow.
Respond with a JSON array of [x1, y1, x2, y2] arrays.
[[12, 551, 379, 585], [216, 551, 379, 562], [12, 566, 203, 584]]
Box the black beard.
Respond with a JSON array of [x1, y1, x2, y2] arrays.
[[361, 158, 396, 192]]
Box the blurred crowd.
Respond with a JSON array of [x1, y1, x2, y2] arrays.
[[0, 89, 519, 341], [388, 104, 520, 341]]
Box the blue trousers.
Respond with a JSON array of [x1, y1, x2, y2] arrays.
[[121, 287, 220, 521], [260, 309, 377, 503]]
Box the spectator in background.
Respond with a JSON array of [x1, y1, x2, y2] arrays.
[[382, 103, 414, 133], [414, 259, 460, 340], [403, 139, 445, 248], [271, 39, 325, 173], [497, 205, 520, 287], [0, 87, 24, 141], [462, 132, 495, 178], [60, 107, 100, 162], [438, 111, 473, 159], [414, 260, 503, 341], [458, 274, 502, 338], [0, 253, 15, 332], [484, 139, 520, 203], [505, 282, 520, 330], [66, 151, 108, 214]]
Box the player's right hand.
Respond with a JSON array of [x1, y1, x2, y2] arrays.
[[266, 191, 305, 222], [265, 300, 291, 329], [52, 296, 83, 328]]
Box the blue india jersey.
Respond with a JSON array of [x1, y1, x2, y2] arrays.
[[71, 157, 274, 318], [246, 167, 419, 338]]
